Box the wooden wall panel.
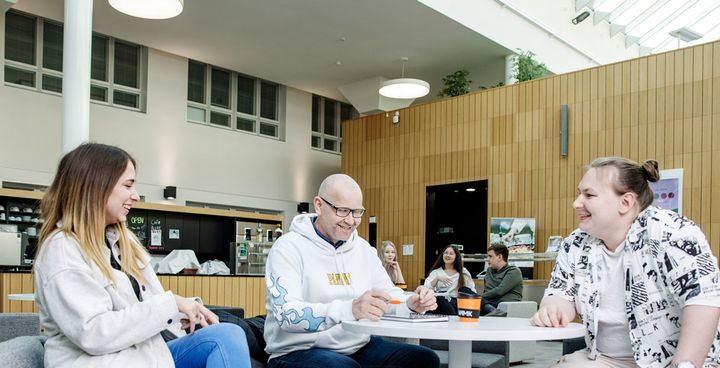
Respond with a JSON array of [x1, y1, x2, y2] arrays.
[[1, 273, 37, 313], [1, 274, 266, 317], [342, 41, 720, 288]]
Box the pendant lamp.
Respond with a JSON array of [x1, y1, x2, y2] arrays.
[[109, 0, 184, 19], [379, 57, 429, 99]]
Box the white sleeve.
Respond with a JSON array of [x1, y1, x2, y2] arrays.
[[35, 237, 178, 356], [424, 269, 437, 289], [462, 268, 477, 293]]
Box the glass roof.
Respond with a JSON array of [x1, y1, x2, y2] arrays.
[[579, 0, 720, 54]]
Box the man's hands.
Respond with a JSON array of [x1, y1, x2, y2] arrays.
[[352, 290, 390, 321], [530, 296, 576, 328], [174, 294, 220, 333], [407, 286, 437, 314]]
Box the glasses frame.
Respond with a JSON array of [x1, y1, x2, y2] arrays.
[[319, 197, 365, 218]]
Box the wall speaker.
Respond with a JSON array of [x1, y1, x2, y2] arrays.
[[163, 186, 177, 199], [297, 202, 310, 213]]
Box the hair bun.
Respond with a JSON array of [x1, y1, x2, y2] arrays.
[[642, 159, 660, 182]]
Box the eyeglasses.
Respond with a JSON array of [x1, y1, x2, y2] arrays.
[[320, 197, 365, 218]]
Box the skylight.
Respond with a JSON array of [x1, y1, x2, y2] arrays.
[[581, 0, 720, 55]]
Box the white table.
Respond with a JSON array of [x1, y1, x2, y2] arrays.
[[7, 293, 35, 301], [342, 316, 584, 368]]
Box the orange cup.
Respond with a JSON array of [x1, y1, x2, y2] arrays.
[[457, 292, 481, 322]]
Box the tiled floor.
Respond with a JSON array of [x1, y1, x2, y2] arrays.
[[512, 341, 562, 368]]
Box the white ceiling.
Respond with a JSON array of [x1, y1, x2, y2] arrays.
[[15, 0, 513, 103]]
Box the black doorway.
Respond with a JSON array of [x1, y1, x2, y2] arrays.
[[425, 180, 488, 278]]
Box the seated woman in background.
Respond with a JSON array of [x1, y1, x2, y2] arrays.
[[424, 244, 477, 315], [379, 240, 405, 286], [33, 143, 250, 368]]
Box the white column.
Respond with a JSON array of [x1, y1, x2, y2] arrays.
[[505, 54, 517, 86], [61, 0, 93, 154]]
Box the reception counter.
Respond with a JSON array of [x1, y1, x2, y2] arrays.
[[0, 272, 267, 317]]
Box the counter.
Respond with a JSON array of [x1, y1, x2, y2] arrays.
[[0, 272, 267, 316]]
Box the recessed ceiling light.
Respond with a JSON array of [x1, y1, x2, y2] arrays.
[[466, 188, 476, 192]]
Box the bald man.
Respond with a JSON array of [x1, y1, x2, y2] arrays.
[[264, 174, 440, 368]]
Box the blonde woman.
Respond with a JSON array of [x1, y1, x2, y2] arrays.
[[34, 143, 250, 368], [379, 240, 405, 285]]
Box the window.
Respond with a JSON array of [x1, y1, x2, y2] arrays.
[[187, 60, 283, 139], [4, 10, 145, 111], [311, 95, 357, 154]]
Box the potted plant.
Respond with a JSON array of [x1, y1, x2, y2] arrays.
[[438, 69, 472, 97], [513, 50, 548, 82]]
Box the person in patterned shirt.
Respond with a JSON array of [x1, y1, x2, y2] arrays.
[[531, 157, 720, 368]]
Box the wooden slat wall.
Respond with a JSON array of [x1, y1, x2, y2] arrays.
[[158, 276, 266, 317], [342, 41, 720, 289], [0, 273, 37, 313], [1, 273, 266, 317]]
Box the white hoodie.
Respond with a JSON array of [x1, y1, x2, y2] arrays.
[[264, 214, 406, 359]]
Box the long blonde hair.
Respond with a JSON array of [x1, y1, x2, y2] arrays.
[[37, 143, 148, 284]]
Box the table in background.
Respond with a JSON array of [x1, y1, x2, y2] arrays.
[[342, 316, 584, 368]]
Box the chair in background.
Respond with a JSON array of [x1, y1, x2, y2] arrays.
[[497, 301, 537, 364]]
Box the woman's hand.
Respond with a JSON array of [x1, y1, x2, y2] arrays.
[[198, 304, 219, 325], [435, 274, 451, 287], [174, 294, 214, 333]]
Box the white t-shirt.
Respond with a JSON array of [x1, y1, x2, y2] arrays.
[[596, 242, 634, 358]]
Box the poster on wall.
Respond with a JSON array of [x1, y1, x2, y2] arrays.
[[648, 168, 683, 215], [489, 218, 536, 267]]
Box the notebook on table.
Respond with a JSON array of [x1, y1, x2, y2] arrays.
[[380, 313, 449, 323]]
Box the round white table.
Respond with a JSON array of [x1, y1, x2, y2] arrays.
[[342, 316, 585, 368]]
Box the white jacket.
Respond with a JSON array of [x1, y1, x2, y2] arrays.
[[423, 267, 476, 297], [34, 229, 183, 368], [264, 214, 405, 359]]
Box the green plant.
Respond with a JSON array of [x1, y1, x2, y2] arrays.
[[479, 81, 505, 90], [513, 50, 548, 82], [438, 69, 472, 97]]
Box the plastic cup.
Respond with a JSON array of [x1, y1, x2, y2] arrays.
[[457, 292, 481, 322]]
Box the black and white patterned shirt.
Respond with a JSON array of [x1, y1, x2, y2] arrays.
[[546, 206, 720, 367]]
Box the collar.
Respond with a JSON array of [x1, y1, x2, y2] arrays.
[[312, 217, 345, 249]]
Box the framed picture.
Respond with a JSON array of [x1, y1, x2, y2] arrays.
[[649, 168, 683, 215], [490, 217, 536, 267]]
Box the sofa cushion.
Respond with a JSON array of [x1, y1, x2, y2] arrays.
[[0, 313, 41, 342], [0, 335, 46, 368]]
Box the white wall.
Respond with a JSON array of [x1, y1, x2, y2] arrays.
[[0, 14, 341, 229], [420, 0, 641, 75]]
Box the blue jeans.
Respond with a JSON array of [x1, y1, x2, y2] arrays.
[[267, 336, 440, 368], [167, 323, 251, 368]]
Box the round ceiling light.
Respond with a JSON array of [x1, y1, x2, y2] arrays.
[[379, 78, 430, 99], [109, 0, 184, 19]]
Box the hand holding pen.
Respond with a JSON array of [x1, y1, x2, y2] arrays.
[[352, 289, 390, 321]]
